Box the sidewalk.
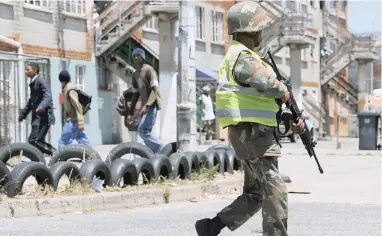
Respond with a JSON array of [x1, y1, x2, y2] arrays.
[[93, 137, 381, 158]]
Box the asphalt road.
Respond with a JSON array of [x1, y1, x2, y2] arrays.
[[0, 196, 379, 236], [1, 149, 380, 236]]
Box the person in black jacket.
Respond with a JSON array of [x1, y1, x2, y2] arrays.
[[19, 63, 56, 156]]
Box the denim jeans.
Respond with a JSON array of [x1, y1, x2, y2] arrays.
[[130, 131, 144, 159], [137, 106, 162, 153], [58, 120, 92, 150], [130, 131, 144, 144]]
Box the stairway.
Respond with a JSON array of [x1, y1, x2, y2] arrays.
[[320, 12, 378, 86], [95, 1, 179, 57], [302, 94, 326, 130], [322, 68, 358, 112], [260, 2, 315, 55]]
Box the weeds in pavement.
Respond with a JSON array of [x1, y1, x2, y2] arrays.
[[190, 164, 218, 182], [0, 162, 240, 201]]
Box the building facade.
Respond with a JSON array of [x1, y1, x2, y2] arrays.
[[0, 0, 103, 145]]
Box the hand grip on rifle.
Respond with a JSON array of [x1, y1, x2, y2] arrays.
[[261, 48, 324, 174]]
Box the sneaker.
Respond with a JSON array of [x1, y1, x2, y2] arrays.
[[195, 218, 220, 236]]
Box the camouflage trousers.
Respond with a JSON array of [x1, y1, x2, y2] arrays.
[[217, 122, 288, 236]]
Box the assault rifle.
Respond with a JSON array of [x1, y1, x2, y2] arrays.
[[261, 48, 324, 174]]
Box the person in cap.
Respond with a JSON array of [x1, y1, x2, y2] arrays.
[[127, 48, 163, 153], [57, 70, 91, 150], [199, 84, 215, 140], [19, 63, 56, 155], [195, 1, 305, 236]]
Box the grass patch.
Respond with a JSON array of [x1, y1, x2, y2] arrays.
[[189, 164, 218, 182]]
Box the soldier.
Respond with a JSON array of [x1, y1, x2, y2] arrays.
[[194, 2, 305, 236]]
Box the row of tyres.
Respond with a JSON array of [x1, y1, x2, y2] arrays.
[[0, 141, 241, 198]]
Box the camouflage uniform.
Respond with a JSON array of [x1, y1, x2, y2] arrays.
[[195, 2, 288, 236]]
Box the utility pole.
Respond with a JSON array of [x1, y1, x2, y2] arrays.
[[177, 1, 196, 152]]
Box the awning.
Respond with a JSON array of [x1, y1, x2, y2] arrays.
[[196, 65, 218, 83]]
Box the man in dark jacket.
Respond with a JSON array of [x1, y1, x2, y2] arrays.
[[19, 63, 56, 155]]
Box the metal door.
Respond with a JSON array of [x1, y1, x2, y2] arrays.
[[0, 52, 51, 146]]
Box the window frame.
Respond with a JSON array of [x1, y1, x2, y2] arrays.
[[330, 0, 336, 9], [339, 0, 347, 12], [75, 65, 85, 91], [24, 0, 51, 8], [143, 16, 159, 33], [211, 9, 224, 43], [195, 6, 206, 40], [62, 0, 84, 15]]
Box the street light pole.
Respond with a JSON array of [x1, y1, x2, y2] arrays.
[[177, 1, 197, 152]]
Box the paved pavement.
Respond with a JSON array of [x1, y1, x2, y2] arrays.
[[0, 197, 379, 236], [1, 140, 380, 236]]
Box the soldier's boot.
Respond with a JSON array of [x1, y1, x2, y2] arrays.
[[195, 216, 225, 236]]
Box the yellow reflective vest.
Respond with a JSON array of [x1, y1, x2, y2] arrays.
[[216, 40, 279, 128]]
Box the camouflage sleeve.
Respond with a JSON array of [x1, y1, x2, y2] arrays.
[[233, 52, 287, 99]]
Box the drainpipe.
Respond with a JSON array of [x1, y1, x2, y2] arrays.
[[0, 34, 22, 54]]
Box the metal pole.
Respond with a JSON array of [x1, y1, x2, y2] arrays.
[[335, 96, 341, 149], [177, 1, 196, 152]]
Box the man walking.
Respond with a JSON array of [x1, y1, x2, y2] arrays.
[[128, 48, 163, 153], [19, 63, 56, 155], [194, 2, 305, 236], [57, 70, 91, 150]]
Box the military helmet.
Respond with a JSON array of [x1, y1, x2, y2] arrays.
[[227, 1, 273, 35]]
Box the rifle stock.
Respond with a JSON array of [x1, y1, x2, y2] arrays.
[[261, 48, 324, 174]]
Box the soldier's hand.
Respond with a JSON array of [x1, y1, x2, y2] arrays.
[[281, 91, 291, 104], [292, 119, 305, 134]]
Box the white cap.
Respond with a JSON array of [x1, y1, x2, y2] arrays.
[[202, 85, 211, 92]]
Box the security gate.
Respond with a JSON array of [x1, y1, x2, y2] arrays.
[[0, 51, 51, 146]]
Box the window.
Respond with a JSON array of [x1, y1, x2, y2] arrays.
[[330, 0, 336, 9], [211, 10, 223, 43], [310, 0, 315, 8], [24, 0, 50, 8], [144, 16, 159, 31], [302, 49, 308, 61], [286, 1, 296, 10], [195, 6, 205, 40], [301, 4, 308, 13], [63, 0, 83, 14], [75, 65, 85, 91], [339, 0, 346, 12]]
